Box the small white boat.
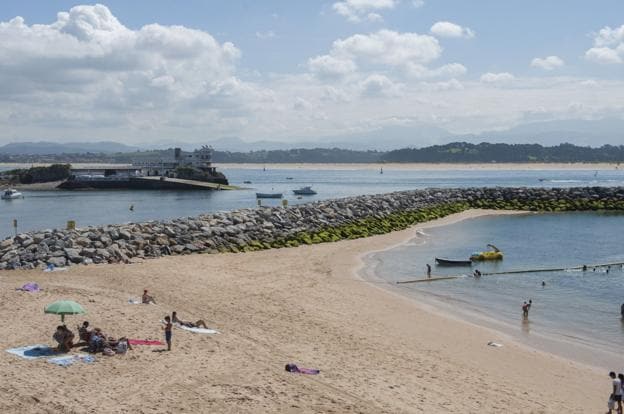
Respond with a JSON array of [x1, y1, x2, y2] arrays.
[[1, 189, 23, 200], [292, 186, 317, 195], [256, 192, 283, 199]]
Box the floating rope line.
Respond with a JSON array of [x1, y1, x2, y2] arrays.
[[396, 261, 624, 284]]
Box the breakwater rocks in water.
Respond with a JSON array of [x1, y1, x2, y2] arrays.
[[2, 186, 624, 270]]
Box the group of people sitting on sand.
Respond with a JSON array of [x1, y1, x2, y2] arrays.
[[79, 322, 133, 356], [53, 321, 132, 356]]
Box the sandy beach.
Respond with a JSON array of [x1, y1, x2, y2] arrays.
[[0, 209, 605, 413]]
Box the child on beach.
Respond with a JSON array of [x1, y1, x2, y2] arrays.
[[142, 289, 156, 304], [163, 316, 172, 351]]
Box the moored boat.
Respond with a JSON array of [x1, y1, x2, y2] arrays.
[[470, 244, 503, 261], [292, 186, 317, 195], [435, 257, 472, 266], [1, 189, 23, 200], [256, 192, 283, 199]]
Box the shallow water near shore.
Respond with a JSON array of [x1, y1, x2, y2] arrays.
[[366, 211, 624, 369], [1, 166, 624, 238]]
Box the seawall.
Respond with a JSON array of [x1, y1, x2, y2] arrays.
[[1, 186, 624, 270]]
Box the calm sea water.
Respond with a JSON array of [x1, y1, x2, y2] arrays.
[[1, 166, 624, 238], [366, 212, 624, 369]]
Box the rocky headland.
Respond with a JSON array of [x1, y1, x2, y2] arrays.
[[1, 186, 623, 270]]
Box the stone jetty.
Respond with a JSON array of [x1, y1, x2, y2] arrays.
[[1, 186, 624, 270]]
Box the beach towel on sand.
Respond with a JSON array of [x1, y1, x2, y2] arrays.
[[47, 354, 95, 367], [128, 339, 164, 346], [285, 363, 320, 375], [6, 345, 58, 359], [16, 282, 40, 292], [128, 298, 142, 305]]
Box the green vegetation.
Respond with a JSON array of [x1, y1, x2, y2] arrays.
[[381, 142, 624, 163], [470, 198, 624, 212], [1, 164, 71, 184], [2, 142, 624, 164]]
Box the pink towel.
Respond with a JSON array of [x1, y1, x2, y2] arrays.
[[128, 339, 164, 346]]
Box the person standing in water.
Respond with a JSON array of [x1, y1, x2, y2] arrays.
[[522, 300, 532, 318], [620, 303, 624, 319], [426, 264, 431, 278]]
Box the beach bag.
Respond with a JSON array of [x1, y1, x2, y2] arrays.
[[608, 397, 615, 410], [116, 341, 128, 354]]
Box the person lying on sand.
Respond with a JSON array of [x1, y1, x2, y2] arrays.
[[142, 289, 156, 304], [171, 311, 208, 329], [53, 325, 75, 352]]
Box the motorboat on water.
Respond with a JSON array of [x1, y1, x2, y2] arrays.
[[256, 192, 283, 199], [1, 189, 23, 200], [435, 257, 472, 266], [470, 244, 503, 261], [292, 186, 317, 195]]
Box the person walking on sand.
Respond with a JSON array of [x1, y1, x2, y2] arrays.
[[608, 372, 622, 414], [162, 316, 172, 351], [426, 264, 431, 278]]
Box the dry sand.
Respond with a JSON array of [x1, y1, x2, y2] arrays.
[[0, 210, 605, 413]]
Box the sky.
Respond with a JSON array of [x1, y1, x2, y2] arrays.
[[0, 1, 623, 146]]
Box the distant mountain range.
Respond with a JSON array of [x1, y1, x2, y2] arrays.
[[1, 118, 623, 154], [0, 141, 140, 155]]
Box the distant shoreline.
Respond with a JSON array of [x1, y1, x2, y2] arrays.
[[217, 162, 621, 171], [1, 162, 621, 171]]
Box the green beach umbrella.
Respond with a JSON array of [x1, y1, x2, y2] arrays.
[[44, 300, 86, 323]]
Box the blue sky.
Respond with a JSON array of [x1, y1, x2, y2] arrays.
[[0, 1, 623, 146]]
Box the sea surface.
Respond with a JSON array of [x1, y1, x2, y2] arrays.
[[365, 211, 624, 369], [1, 166, 624, 238]]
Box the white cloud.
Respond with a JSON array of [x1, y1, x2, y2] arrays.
[[255, 30, 275, 40], [2, 5, 624, 146], [359, 74, 402, 97], [332, 0, 398, 23], [0, 4, 265, 139], [480, 72, 515, 84], [585, 24, 624, 64], [404, 62, 466, 78], [331, 30, 441, 66], [308, 30, 462, 81], [430, 21, 475, 39], [307, 55, 357, 79], [530, 55, 565, 70]]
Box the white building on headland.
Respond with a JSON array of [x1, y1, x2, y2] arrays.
[[134, 146, 219, 177]]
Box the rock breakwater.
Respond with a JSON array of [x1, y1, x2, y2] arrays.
[[2, 186, 624, 270]]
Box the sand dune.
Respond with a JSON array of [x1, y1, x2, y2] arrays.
[[0, 210, 604, 413]]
